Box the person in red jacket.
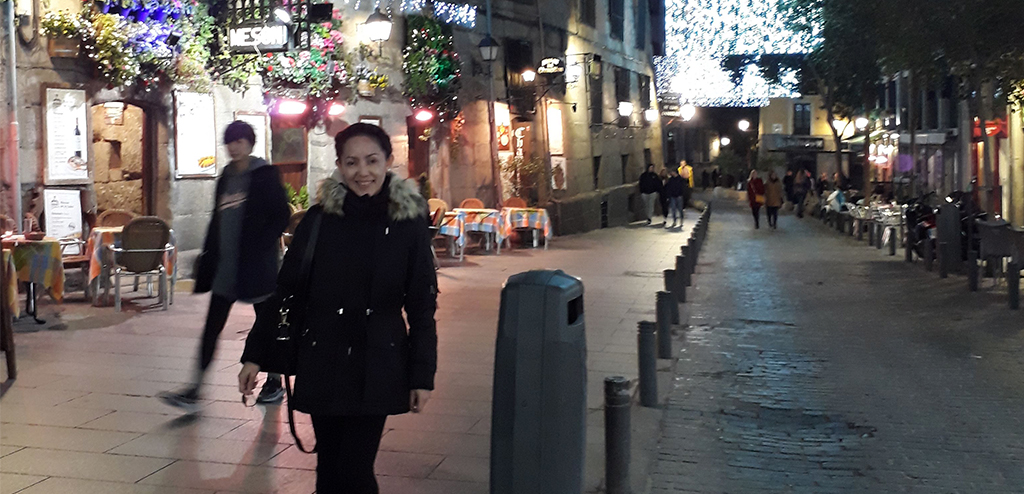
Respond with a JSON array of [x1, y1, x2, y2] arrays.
[[746, 169, 766, 229]]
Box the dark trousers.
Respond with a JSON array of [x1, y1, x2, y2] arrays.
[[198, 294, 278, 388], [766, 206, 779, 228], [751, 204, 762, 228], [312, 414, 389, 494]]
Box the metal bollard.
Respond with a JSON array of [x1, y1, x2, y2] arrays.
[[905, 229, 914, 262], [924, 238, 934, 271], [678, 249, 691, 287], [689, 236, 699, 267], [968, 250, 979, 291], [875, 223, 883, 249], [604, 376, 631, 494], [848, 217, 855, 236], [655, 291, 674, 359], [888, 228, 897, 256], [938, 242, 948, 278], [662, 270, 681, 322], [857, 220, 864, 241], [637, 321, 658, 407], [1009, 263, 1020, 310], [867, 221, 874, 245]]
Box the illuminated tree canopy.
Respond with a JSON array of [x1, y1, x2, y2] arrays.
[[655, 0, 812, 107]]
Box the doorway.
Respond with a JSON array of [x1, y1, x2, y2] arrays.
[[90, 102, 152, 216]]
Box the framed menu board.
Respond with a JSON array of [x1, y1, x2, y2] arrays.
[[174, 91, 218, 178], [43, 188, 83, 255], [44, 88, 91, 185]]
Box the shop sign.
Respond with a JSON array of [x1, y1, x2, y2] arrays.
[[772, 135, 824, 151], [229, 23, 290, 54], [537, 57, 566, 75], [972, 118, 1007, 140], [497, 124, 512, 151], [512, 122, 532, 158]]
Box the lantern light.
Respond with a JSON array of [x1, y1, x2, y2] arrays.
[[478, 35, 499, 62], [737, 119, 750, 132], [328, 102, 346, 117], [644, 108, 658, 122], [617, 101, 634, 117], [276, 99, 307, 115], [414, 109, 434, 122], [720, 136, 731, 146], [273, 7, 291, 24], [521, 69, 536, 83], [855, 117, 869, 130], [364, 8, 393, 42], [680, 103, 696, 121]]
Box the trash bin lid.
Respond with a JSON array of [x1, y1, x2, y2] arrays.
[[504, 269, 582, 291]]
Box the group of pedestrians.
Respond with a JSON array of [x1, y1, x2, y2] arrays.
[[640, 162, 692, 229], [158, 120, 439, 494], [747, 168, 850, 229]]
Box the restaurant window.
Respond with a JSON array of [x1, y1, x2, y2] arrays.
[[639, 74, 651, 109], [634, 0, 647, 50], [609, 0, 624, 40], [614, 66, 629, 104], [580, 0, 596, 27], [793, 103, 811, 136]]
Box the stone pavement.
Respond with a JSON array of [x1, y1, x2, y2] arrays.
[[0, 212, 699, 494], [651, 202, 1024, 493]]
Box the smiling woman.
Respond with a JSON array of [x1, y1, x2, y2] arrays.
[[239, 123, 437, 493]]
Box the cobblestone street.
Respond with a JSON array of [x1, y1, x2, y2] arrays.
[[652, 203, 1024, 493]]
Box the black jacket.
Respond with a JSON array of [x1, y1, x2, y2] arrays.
[[194, 163, 290, 301], [638, 171, 662, 194], [240, 172, 438, 416], [664, 176, 685, 198]]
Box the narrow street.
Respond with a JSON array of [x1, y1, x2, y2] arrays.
[[652, 203, 1024, 493]]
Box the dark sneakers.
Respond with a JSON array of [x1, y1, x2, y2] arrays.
[[256, 380, 285, 404], [157, 387, 201, 413]]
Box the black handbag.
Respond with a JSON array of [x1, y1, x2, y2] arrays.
[[255, 210, 322, 454]]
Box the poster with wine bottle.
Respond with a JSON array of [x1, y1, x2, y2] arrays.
[[174, 91, 218, 178], [44, 88, 91, 184]]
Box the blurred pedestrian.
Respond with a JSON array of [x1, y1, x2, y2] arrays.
[[239, 123, 437, 494], [764, 170, 784, 229], [793, 171, 809, 218], [638, 164, 662, 225], [746, 170, 766, 229], [701, 169, 710, 190], [783, 170, 794, 203], [159, 120, 290, 412], [657, 168, 670, 222], [663, 168, 685, 229], [711, 168, 721, 187], [817, 172, 828, 197]]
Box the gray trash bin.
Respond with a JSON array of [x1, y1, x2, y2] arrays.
[[491, 270, 586, 494]]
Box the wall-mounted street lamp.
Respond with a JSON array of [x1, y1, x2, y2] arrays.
[[364, 8, 392, 56], [273, 7, 291, 23], [522, 69, 537, 83], [737, 119, 750, 132], [680, 103, 696, 122], [414, 109, 435, 122], [617, 101, 634, 118], [478, 36, 499, 62], [644, 108, 658, 122], [720, 136, 731, 146], [855, 117, 869, 130]]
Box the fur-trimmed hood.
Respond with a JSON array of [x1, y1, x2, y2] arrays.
[[316, 170, 427, 221]]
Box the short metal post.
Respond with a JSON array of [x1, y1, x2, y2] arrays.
[[689, 236, 698, 268], [848, 217, 855, 236], [968, 250, 979, 291], [1009, 262, 1020, 310], [663, 270, 681, 322], [856, 219, 863, 241], [905, 228, 914, 262], [924, 238, 934, 271], [938, 242, 949, 278], [875, 223, 883, 249], [655, 291, 674, 359], [867, 221, 874, 245], [888, 228, 897, 255], [604, 376, 631, 494], [637, 321, 658, 407], [678, 249, 691, 287]]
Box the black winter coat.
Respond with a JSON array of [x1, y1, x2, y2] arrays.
[[638, 171, 662, 194], [240, 172, 438, 416], [663, 176, 685, 198], [194, 162, 290, 301]]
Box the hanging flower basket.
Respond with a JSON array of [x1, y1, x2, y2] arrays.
[[357, 78, 374, 97], [48, 37, 81, 58]]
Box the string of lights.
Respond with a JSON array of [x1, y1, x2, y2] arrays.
[[399, 0, 476, 28], [655, 0, 811, 107]]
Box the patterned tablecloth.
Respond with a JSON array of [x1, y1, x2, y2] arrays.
[[500, 207, 553, 245], [3, 250, 19, 319], [439, 209, 501, 248], [1, 237, 64, 302], [87, 226, 178, 304]]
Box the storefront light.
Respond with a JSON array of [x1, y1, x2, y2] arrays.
[[617, 101, 634, 117], [522, 70, 536, 83], [414, 109, 434, 122], [680, 103, 696, 122], [855, 117, 869, 130], [276, 99, 307, 115], [328, 102, 346, 116], [364, 8, 393, 43], [720, 136, 731, 146], [644, 108, 658, 122]]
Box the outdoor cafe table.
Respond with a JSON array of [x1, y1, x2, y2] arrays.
[[1, 236, 64, 322], [86, 226, 178, 306], [500, 207, 552, 249], [2, 250, 19, 319], [438, 209, 502, 260]]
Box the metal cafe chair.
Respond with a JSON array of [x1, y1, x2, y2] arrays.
[[108, 217, 173, 312]]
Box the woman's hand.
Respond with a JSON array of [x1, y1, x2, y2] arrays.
[[410, 389, 432, 413], [238, 362, 261, 395]]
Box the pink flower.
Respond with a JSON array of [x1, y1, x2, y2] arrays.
[[299, 51, 310, 60], [283, 57, 295, 67]]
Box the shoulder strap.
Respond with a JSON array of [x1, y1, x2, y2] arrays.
[[285, 376, 315, 453], [296, 210, 323, 293]]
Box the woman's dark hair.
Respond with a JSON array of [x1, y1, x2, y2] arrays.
[[224, 120, 256, 146], [334, 123, 393, 159]]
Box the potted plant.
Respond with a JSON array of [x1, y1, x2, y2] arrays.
[[40, 10, 84, 57], [150, 1, 169, 22], [168, 0, 183, 20], [132, 0, 157, 22]]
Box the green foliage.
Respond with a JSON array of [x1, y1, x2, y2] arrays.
[[710, 150, 746, 178], [284, 183, 309, 210], [403, 15, 463, 121], [501, 155, 547, 204], [756, 153, 787, 171]]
